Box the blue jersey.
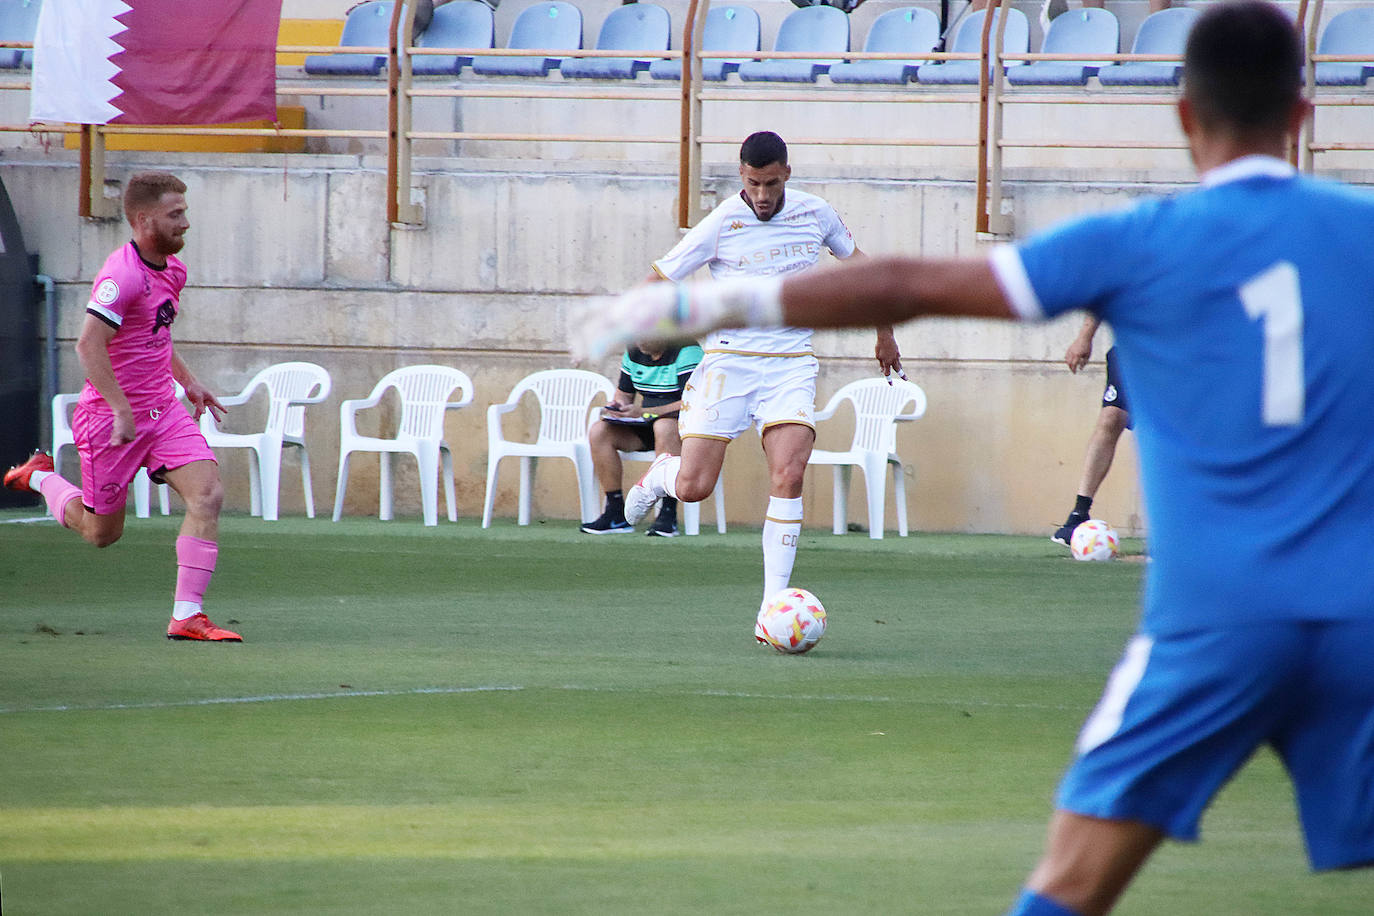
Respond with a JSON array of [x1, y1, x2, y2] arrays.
[[992, 156, 1374, 636]]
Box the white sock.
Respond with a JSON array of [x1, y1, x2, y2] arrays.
[[172, 600, 202, 621], [762, 495, 803, 606], [28, 469, 51, 491], [651, 455, 681, 500]]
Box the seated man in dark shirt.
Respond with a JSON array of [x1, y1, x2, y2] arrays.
[[582, 342, 704, 537]]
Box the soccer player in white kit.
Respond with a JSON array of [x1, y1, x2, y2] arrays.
[[626, 132, 904, 630]]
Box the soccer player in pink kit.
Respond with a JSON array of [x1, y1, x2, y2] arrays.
[[4, 171, 240, 641]]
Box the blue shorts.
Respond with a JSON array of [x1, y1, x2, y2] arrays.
[[1058, 621, 1374, 870]]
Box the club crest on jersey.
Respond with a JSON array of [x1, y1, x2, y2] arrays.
[[145, 300, 176, 348], [728, 220, 745, 231], [94, 278, 119, 305]]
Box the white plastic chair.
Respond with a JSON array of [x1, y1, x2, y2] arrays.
[[199, 362, 333, 521], [807, 377, 927, 539], [52, 390, 171, 519], [332, 365, 475, 526], [482, 369, 615, 528], [617, 447, 727, 535]]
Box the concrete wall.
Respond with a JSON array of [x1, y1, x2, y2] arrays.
[[3, 147, 1180, 536], [3, 0, 1370, 533]]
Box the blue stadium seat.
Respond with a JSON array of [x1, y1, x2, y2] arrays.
[[916, 8, 1028, 85], [304, 0, 395, 77], [561, 3, 670, 80], [736, 5, 849, 83], [1006, 7, 1117, 86], [829, 7, 939, 85], [649, 5, 760, 81], [1097, 7, 1198, 87], [0, 0, 42, 70], [412, 0, 494, 76], [472, 1, 582, 77], [1315, 7, 1374, 86]]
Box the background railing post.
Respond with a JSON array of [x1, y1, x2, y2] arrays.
[[388, 0, 424, 225], [977, 0, 1014, 238], [1298, 0, 1318, 173], [78, 125, 118, 220], [678, 0, 709, 230]]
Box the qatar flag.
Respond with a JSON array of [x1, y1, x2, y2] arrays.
[[30, 0, 282, 125]]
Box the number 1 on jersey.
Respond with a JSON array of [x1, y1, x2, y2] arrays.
[[1240, 261, 1304, 427]]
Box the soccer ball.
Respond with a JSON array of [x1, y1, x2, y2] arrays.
[[1070, 519, 1120, 561], [756, 588, 827, 654]]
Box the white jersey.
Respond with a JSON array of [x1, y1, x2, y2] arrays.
[[652, 188, 856, 355]]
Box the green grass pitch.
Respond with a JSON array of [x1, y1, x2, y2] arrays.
[[1, 509, 1369, 914]]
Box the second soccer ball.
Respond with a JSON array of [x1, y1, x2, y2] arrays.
[[756, 588, 828, 654], [1070, 519, 1120, 561]]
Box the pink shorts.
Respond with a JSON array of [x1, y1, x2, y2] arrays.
[[74, 399, 217, 515]]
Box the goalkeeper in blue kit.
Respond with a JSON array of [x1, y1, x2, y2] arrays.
[[574, 3, 1374, 913]]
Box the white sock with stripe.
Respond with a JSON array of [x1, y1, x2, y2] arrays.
[[762, 495, 803, 607]]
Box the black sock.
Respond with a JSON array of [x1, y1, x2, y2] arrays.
[[1072, 494, 1093, 518], [658, 496, 678, 521], [605, 490, 625, 518]]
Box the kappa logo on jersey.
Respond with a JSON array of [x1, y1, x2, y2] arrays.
[[94, 278, 120, 305], [1104, 385, 1119, 403]]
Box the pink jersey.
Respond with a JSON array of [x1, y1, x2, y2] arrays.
[[80, 241, 187, 415]]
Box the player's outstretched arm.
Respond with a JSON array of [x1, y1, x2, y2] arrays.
[[570, 255, 1016, 361], [784, 255, 1015, 328]]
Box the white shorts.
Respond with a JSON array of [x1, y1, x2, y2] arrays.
[[679, 352, 818, 441]]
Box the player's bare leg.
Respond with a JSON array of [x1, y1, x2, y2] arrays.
[[759, 422, 814, 612], [1014, 811, 1164, 916], [162, 460, 239, 642], [673, 436, 727, 503], [1076, 405, 1129, 500], [625, 435, 725, 525], [4, 450, 125, 547], [1054, 405, 1129, 546]]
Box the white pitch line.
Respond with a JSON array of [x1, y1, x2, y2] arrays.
[[554, 684, 1078, 712], [0, 683, 1077, 715], [0, 516, 56, 525], [0, 685, 524, 715]]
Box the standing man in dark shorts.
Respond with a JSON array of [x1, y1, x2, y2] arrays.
[[1052, 315, 1133, 546]]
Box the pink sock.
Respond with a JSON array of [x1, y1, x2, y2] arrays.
[[174, 536, 218, 607], [39, 475, 82, 528]]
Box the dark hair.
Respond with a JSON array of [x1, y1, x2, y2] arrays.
[[740, 131, 788, 169], [123, 171, 186, 225], [1183, 0, 1302, 134]]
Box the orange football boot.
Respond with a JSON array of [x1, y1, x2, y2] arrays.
[[167, 613, 243, 642], [4, 450, 54, 492]]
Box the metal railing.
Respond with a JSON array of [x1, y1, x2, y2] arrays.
[[5, 0, 1372, 234]]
